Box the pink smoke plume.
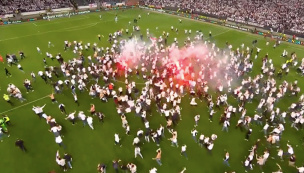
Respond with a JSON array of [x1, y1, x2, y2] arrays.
[[117, 37, 231, 88], [168, 43, 209, 63], [118, 38, 144, 68], [165, 43, 230, 88]]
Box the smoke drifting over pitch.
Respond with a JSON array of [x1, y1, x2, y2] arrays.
[[119, 37, 145, 68], [118, 35, 232, 88]]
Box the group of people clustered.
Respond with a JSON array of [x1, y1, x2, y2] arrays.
[[141, 0, 304, 34], [4, 10, 304, 173], [0, 0, 71, 15]]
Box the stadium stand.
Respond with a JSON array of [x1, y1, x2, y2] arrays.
[[0, 0, 129, 14], [1, 0, 302, 33], [0, 0, 72, 15], [140, 0, 304, 33], [73, 0, 90, 6]]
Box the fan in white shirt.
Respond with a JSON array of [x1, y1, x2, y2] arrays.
[[297, 166, 304, 173], [263, 123, 269, 136], [136, 129, 143, 137], [244, 158, 252, 171], [65, 111, 76, 125], [169, 131, 178, 147], [56, 151, 67, 171], [125, 124, 130, 135], [144, 121, 150, 130], [114, 133, 122, 147], [222, 121, 230, 132], [32, 104, 46, 119], [121, 115, 128, 128], [179, 167, 186, 173], [198, 133, 205, 147], [32, 104, 46, 114], [78, 111, 86, 127], [55, 136, 66, 149], [277, 149, 283, 160], [87, 116, 94, 130], [49, 126, 60, 136], [163, 109, 170, 119], [134, 147, 143, 159], [180, 145, 188, 159], [211, 134, 217, 141], [287, 144, 294, 155], [194, 115, 200, 127], [37, 47, 41, 53], [191, 129, 198, 143], [149, 167, 157, 173], [72, 93, 79, 106], [38, 71, 44, 77], [129, 164, 137, 173], [190, 98, 197, 106], [207, 142, 214, 153], [263, 150, 269, 163]]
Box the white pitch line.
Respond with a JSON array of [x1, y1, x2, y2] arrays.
[[0, 18, 126, 42], [35, 16, 91, 26], [32, 23, 38, 26], [0, 95, 49, 115], [107, 11, 128, 19], [288, 45, 304, 52], [213, 30, 231, 37], [0, 79, 145, 115], [147, 9, 304, 50], [205, 30, 231, 41], [60, 23, 98, 32], [0, 22, 100, 42], [0, 23, 95, 41]]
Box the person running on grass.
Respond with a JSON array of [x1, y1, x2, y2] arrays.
[[2, 115, 11, 126], [50, 93, 57, 104], [89, 104, 95, 115], [152, 148, 162, 166]]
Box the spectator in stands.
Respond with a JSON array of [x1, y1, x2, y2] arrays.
[[139, 0, 304, 33], [0, 0, 72, 15]]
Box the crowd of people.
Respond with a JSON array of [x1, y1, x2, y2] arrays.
[[0, 0, 128, 15], [1, 0, 304, 34], [0, 0, 71, 15], [140, 0, 304, 34], [2, 9, 304, 173], [1, 0, 302, 34]]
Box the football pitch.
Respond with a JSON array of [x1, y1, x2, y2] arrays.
[[1, 8, 304, 173]]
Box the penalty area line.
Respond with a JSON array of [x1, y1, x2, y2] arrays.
[[0, 80, 145, 115], [213, 30, 231, 37], [0, 95, 49, 115]]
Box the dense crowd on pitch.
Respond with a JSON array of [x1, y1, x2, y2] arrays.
[[0, 0, 71, 15], [140, 0, 304, 33], [3, 13, 304, 173]]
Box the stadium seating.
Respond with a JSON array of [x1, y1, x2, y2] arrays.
[[0, 0, 71, 15], [140, 0, 304, 33], [1, 0, 303, 33], [0, 0, 129, 15], [72, 0, 90, 6]]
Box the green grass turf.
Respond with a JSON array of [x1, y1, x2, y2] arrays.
[[0, 8, 304, 173]]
